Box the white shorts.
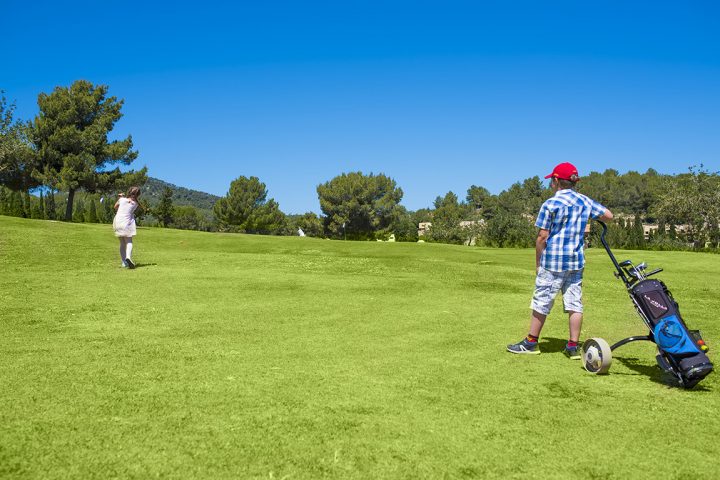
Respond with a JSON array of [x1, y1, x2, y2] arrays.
[[530, 267, 584, 315]]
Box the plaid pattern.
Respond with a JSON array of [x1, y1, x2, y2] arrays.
[[531, 267, 584, 315], [536, 189, 606, 271]]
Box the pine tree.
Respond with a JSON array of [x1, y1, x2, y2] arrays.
[[30, 194, 43, 219], [96, 198, 106, 223], [155, 186, 174, 227], [87, 199, 99, 223], [73, 199, 86, 223], [22, 192, 32, 218], [30, 80, 145, 220], [45, 191, 57, 220], [103, 196, 114, 224], [38, 192, 46, 219], [633, 214, 646, 249], [657, 218, 666, 239], [620, 217, 634, 248], [8, 190, 23, 217], [0, 187, 6, 215], [709, 223, 720, 249], [214, 176, 288, 234]]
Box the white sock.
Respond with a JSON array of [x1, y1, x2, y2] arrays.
[[119, 239, 126, 263], [126, 240, 133, 261]]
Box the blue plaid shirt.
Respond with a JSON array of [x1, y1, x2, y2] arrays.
[[536, 189, 606, 272]]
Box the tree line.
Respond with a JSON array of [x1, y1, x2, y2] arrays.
[[2, 81, 719, 250], [421, 166, 720, 250]]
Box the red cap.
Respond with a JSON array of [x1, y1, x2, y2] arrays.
[[544, 162, 579, 181]]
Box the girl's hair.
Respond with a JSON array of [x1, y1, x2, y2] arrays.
[[127, 186, 141, 202]]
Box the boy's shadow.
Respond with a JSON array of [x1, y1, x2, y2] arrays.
[[539, 337, 569, 353], [133, 263, 157, 269]]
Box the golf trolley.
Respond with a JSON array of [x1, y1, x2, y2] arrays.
[[582, 220, 714, 388]]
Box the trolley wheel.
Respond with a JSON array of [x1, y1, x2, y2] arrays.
[[583, 338, 613, 374]]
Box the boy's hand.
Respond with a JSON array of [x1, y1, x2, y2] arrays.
[[118, 192, 124, 197]]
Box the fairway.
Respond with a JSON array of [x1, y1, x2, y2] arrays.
[[1, 216, 718, 479]]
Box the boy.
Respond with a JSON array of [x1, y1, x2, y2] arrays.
[[507, 162, 613, 358]]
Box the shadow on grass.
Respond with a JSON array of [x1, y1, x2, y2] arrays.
[[133, 263, 158, 269], [542, 337, 713, 391], [614, 356, 713, 392], [538, 337, 568, 354]]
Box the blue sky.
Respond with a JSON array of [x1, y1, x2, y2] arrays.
[[4, 1, 720, 213]]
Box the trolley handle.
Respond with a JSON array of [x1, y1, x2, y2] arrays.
[[596, 220, 631, 286]]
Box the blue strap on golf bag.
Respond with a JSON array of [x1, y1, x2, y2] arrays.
[[654, 315, 700, 355]]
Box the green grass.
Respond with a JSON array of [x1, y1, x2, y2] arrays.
[[1, 215, 718, 479]]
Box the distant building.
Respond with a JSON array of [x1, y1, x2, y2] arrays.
[[642, 223, 692, 240], [418, 219, 485, 237], [459, 220, 484, 229], [643, 224, 658, 239]]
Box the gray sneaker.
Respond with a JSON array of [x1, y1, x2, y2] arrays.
[[563, 344, 581, 360], [507, 338, 540, 355]]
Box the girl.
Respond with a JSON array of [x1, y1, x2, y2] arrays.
[[113, 186, 141, 268]]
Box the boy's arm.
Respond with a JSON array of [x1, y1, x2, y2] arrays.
[[590, 198, 613, 222], [536, 229, 550, 271], [599, 208, 613, 221]]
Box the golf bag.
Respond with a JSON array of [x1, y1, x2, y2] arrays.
[[583, 221, 713, 388], [631, 278, 713, 388]]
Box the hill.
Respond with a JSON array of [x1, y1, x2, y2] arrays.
[[36, 177, 220, 220], [142, 176, 221, 211], [1, 215, 719, 478]]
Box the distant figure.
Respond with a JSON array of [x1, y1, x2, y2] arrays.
[[298, 228, 306, 237], [113, 186, 141, 269]]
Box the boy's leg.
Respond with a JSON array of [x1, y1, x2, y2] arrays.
[[506, 310, 547, 354], [568, 311, 582, 343], [507, 268, 560, 355], [562, 270, 584, 359], [529, 310, 547, 337]]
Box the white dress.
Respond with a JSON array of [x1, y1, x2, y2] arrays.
[[113, 197, 138, 237]]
